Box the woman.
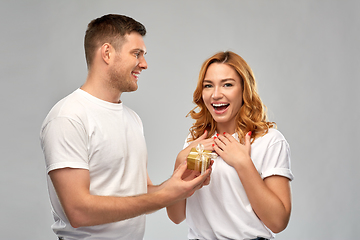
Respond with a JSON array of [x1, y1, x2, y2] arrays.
[[167, 51, 294, 240]]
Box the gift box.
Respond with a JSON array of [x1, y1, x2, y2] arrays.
[[187, 143, 217, 174]]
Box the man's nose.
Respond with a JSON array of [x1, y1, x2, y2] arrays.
[[138, 57, 148, 70]]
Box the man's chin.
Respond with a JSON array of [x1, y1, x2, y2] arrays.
[[124, 85, 138, 93], [131, 84, 138, 92]]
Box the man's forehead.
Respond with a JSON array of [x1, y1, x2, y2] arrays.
[[123, 33, 147, 53]]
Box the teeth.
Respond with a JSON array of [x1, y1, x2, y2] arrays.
[[212, 103, 228, 107]]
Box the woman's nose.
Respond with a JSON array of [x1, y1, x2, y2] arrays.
[[211, 87, 222, 99]]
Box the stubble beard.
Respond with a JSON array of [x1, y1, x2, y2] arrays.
[[108, 65, 138, 93]]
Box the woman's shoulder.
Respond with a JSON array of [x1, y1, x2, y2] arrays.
[[255, 128, 288, 146], [266, 128, 286, 139]]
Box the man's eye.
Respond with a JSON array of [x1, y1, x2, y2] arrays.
[[134, 51, 141, 58]]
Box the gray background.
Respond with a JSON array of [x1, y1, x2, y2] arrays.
[[1, 0, 359, 239]]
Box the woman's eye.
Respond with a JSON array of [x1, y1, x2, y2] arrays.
[[203, 84, 212, 88], [224, 83, 233, 87]]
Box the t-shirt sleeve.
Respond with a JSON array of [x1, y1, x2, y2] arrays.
[[183, 135, 191, 149], [260, 139, 294, 181], [40, 117, 89, 173]]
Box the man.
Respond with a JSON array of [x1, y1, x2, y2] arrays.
[[40, 14, 211, 240]]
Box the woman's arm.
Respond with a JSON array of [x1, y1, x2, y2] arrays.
[[166, 131, 215, 224], [213, 132, 292, 233], [234, 162, 291, 233]]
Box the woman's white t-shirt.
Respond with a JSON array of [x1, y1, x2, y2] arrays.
[[185, 129, 294, 240]]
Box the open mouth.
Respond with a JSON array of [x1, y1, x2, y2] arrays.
[[131, 72, 139, 79], [212, 103, 229, 111]]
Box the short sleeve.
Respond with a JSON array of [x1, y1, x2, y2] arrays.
[[260, 139, 294, 181], [40, 117, 89, 173], [183, 134, 192, 149]]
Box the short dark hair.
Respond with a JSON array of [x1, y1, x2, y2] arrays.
[[84, 14, 146, 68]]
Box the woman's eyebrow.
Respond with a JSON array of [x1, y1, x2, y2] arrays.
[[203, 78, 235, 83]]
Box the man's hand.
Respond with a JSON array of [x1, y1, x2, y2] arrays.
[[160, 160, 212, 204]]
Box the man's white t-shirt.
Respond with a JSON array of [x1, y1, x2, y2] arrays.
[[185, 129, 294, 240], [40, 89, 148, 240]]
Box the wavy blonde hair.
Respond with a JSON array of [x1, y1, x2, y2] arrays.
[[187, 51, 275, 143]]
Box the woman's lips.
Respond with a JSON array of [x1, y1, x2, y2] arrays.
[[212, 103, 229, 114]]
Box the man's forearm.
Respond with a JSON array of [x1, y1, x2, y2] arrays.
[[147, 181, 165, 194], [52, 161, 210, 228], [66, 190, 170, 228]]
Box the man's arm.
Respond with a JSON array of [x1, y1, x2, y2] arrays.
[[49, 161, 210, 228], [146, 171, 160, 194]]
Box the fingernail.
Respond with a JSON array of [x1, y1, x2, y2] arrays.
[[212, 144, 215, 147], [248, 131, 252, 136], [216, 133, 219, 137], [213, 136, 217, 139], [223, 132, 226, 135]]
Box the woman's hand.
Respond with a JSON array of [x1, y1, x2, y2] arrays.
[[175, 130, 215, 169], [167, 131, 215, 225], [213, 131, 252, 168]]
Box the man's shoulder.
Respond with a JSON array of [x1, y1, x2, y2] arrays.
[[42, 90, 87, 124]]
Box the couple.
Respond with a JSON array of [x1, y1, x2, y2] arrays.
[[40, 14, 293, 240]]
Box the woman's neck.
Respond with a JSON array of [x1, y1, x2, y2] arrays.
[[216, 122, 236, 135]]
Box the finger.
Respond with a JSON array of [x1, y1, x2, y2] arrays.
[[221, 132, 235, 143], [203, 168, 212, 185], [181, 170, 192, 180], [214, 136, 226, 150], [189, 169, 211, 190], [201, 138, 216, 151], [216, 134, 231, 146], [213, 142, 224, 156], [173, 160, 188, 178], [188, 130, 209, 149], [209, 160, 214, 167], [196, 130, 208, 142], [245, 131, 252, 152], [203, 177, 210, 186]]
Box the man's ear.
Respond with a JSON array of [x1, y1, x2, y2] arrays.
[[100, 43, 112, 64]]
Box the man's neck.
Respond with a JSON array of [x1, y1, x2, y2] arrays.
[[81, 75, 122, 104]]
